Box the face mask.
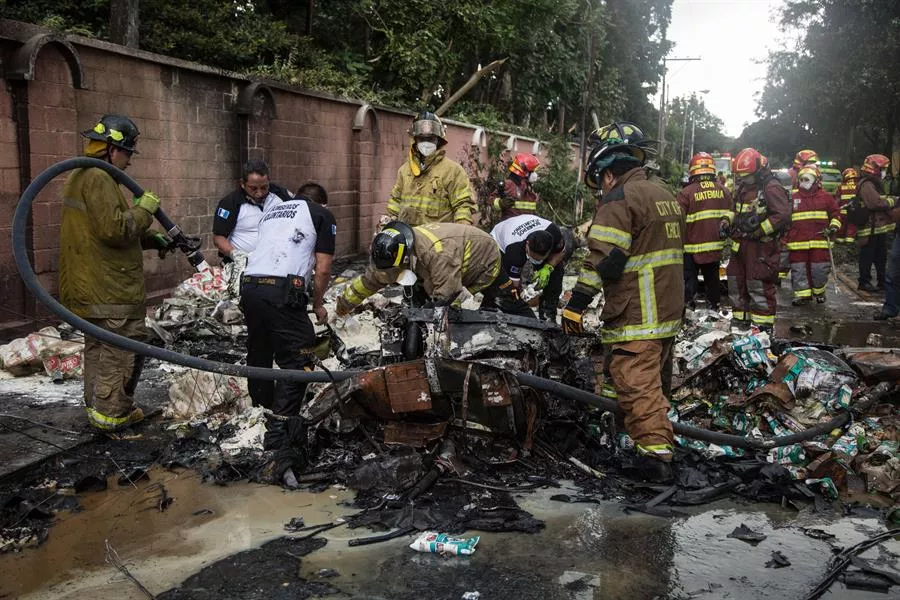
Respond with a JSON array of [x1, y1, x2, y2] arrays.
[[396, 269, 417, 286], [882, 169, 889, 180], [528, 172, 538, 183], [527, 255, 543, 266], [416, 141, 437, 157], [799, 178, 815, 190]]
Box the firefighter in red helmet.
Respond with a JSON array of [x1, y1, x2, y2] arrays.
[[719, 148, 792, 332], [494, 152, 541, 221]]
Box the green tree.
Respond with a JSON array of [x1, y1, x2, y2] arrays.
[[753, 0, 900, 166]]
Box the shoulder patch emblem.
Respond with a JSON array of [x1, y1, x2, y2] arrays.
[[331, 224, 337, 235], [216, 208, 230, 219]]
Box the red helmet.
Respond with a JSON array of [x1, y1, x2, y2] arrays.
[[688, 152, 716, 177], [841, 167, 859, 182], [509, 153, 540, 178], [861, 154, 890, 177], [733, 147, 768, 178], [793, 149, 819, 169]]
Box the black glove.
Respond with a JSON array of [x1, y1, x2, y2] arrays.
[[718, 219, 731, 240]]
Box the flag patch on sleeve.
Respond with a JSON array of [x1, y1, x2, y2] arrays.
[[331, 224, 337, 235], [217, 208, 230, 219]]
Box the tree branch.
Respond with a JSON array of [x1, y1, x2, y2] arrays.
[[435, 58, 507, 117]]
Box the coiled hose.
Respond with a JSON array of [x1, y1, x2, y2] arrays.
[[12, 158, 849, 448]]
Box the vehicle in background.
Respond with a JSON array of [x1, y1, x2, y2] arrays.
[[820, 166, 841, 194], [712, 153, 733, 191]]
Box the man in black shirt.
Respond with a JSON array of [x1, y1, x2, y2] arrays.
[[212, 160, 293, 262]]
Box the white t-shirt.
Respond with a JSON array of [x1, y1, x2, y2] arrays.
[[244, 199, 336, 281], [228, 192, 280, 253], [491, 214, 553, 251]]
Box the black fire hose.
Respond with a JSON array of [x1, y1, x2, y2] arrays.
[[13, 157, 849, 447], [12, 157, 355, 384]]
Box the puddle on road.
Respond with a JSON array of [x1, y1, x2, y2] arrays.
[[2, 474, 898, 600], [776, 317, 900, 347], [0, 468, 353, 599]]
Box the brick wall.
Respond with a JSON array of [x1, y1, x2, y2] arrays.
[[0, 20, 575, 338]]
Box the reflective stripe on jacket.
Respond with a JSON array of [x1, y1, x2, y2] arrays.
[[494, 176, 537, 220], [59, 167, 155, 319], [573, 168, 684, 344], [386, 148, 476, 225], [342, 223, 500, 307], [726, 177, 791, 253], [785, 185, 841, 251], [856, 177, 896, 237], [675, 178, 732, 263], [834, 182, 857, 242]]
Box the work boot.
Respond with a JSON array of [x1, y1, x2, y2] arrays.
[[791, 297, 811, 307], [815, 295, 826, 304], [635, 456, 674, 484], [859, 282, 878, 292]]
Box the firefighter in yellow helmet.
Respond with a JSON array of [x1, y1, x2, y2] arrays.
[[562, 121, 683, 483], [382, 112, 476, 226], [59, 114, 174, 432], [335, 222, 530, 318], [833, 168, 859, 244]]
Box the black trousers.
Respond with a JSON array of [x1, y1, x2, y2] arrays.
[[240, 283, 315, 416], [859, 233, 888, 286], [684, 254, 721, 308]]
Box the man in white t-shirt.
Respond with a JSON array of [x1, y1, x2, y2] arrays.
[[239, 183, 336, 415], [212, 160, 292, 262]]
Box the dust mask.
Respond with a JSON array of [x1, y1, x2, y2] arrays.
[[527, 255, 543, 266], [396, 269, 418, 286], [416, 141, 437, 157], [528, 172, 538, 183], [882, 169, 889, 180], [799, 177, 815, 191]]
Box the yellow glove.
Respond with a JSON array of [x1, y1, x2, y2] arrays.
[[135, 191, 160, 214]]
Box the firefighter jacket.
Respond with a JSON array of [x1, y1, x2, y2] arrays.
[[572, 167, 684, 344], [856, 176, 896, 238], [675, 178, 732, 264], [785, 185, 841, 258], [493, 175, 537, 220], [834, 181, 857, 243], [386, 148, 476, 226], [59, 167, 157, 319], [724, 176, 792, 253], [342, 223, 501, 307]]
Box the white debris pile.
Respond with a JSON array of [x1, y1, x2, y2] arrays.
[[147, 256, 248, 343], [165, 368, 251, 420], [0, 326, 84, 379]]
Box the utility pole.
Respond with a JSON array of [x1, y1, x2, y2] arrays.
[[680, 100, 690, 165], [689, 118, 696, 159], [657, 56, 700, 161]]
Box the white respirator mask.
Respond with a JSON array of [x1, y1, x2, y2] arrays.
[[396, 269, 418, 286], [882, 169, 889, 181], [528, 172, 539, 183], [416, 141, 437, 157], [799, 177, 815, 191]]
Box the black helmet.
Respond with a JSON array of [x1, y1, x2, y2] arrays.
[[408, 111, 447, 144], [583, 121, 657, 189], [81, 114, 140, 153], [371, 221, 415, 269]]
